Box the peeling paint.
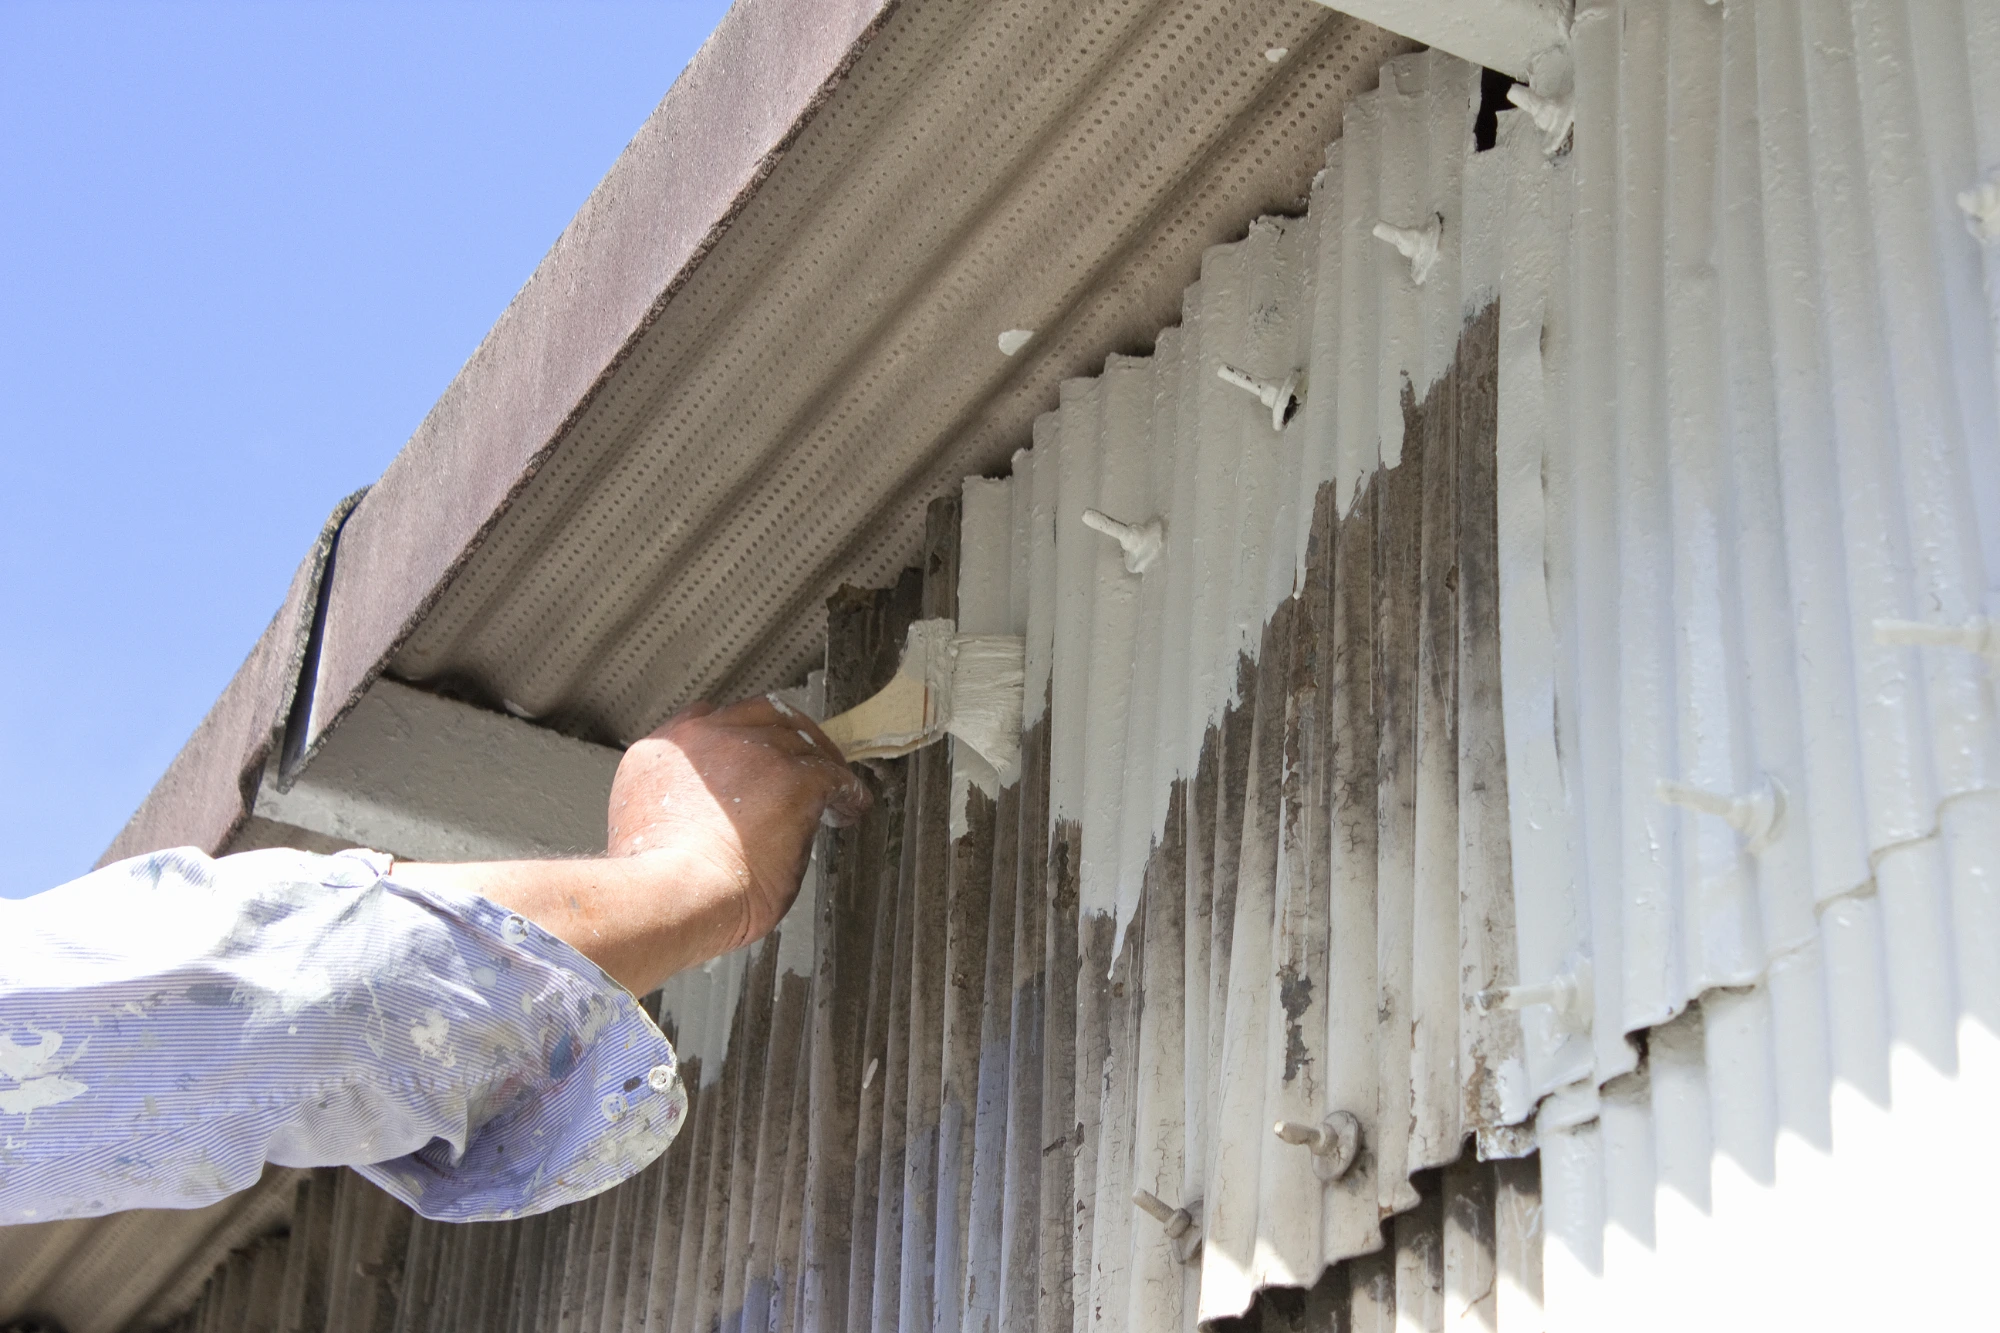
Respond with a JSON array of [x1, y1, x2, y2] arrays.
[[1277, 964, 1314, 1083]]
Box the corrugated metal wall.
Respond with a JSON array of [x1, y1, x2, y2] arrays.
[[131, 0, 2000, 1327], [1488, 0, 2000, 1323], [0, 1169, 306, 1333]]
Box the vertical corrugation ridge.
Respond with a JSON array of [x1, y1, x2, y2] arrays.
[[1495, 0, 2000, 1326]]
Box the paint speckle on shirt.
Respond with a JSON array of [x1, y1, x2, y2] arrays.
[[410, 1011, 457, 1068], [0, 1029, 92, 1119], [0, 846, 684, 1225], [0, 1074, 88, 1116]]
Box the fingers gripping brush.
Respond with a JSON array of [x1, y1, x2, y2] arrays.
[[818, 619, 1025, 783]]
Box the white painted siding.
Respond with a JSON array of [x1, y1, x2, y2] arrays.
[[1490, 0, 2000, 1325]]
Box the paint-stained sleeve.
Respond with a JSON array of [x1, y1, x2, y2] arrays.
[[0, 846, 686, 1225]]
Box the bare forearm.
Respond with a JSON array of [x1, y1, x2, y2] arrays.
[[393, 695, 866, 1000], [389, 848, 746, 997]]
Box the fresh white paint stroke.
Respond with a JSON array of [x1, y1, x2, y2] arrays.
[[1544, 1022, 2000, 1332]]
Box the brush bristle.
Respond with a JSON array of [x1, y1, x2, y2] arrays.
[[934, 634, 1025, 782]]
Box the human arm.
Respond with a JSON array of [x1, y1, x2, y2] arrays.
[[389, 693, 870, 995], [0, 694, 868, 1224]]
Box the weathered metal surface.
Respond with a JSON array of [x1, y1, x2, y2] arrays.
[[109, 41, 1530, 1333]]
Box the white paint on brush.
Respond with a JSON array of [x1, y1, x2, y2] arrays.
[[820, 620, 1022, 779], [933, 631, 1026, 784]]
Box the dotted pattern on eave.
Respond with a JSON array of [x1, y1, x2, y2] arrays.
[[386, 0, 1412, 746]]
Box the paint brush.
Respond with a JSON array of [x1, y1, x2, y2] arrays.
[[818, 619, 1024, 778]]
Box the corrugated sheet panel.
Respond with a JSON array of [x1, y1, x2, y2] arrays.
[[79, 1, 2000, 1327], [1487, 0, 2000, 1324]]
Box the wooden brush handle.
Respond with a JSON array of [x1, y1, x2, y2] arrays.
[[818, 673, 932, 760]]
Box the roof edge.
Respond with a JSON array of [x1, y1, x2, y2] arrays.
[[106, 0, 901, 860], [300, 0, 903, 761]]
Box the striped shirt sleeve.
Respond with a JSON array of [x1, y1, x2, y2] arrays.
[[0, 846, 687, 1225]]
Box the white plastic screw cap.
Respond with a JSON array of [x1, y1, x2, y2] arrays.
[[1372, 215, 1443, 286], [1081, 508, 1164, 574], [1505, 84, 1573, 156]]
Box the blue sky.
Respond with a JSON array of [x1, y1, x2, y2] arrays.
[[0, 1, 733, 897]]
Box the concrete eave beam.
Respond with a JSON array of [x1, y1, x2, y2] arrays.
[[243, 679, 619, 863], [1303, 0, 1569, 78]]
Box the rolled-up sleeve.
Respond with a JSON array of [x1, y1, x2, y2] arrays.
[[0, 846, 687, 1224]]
